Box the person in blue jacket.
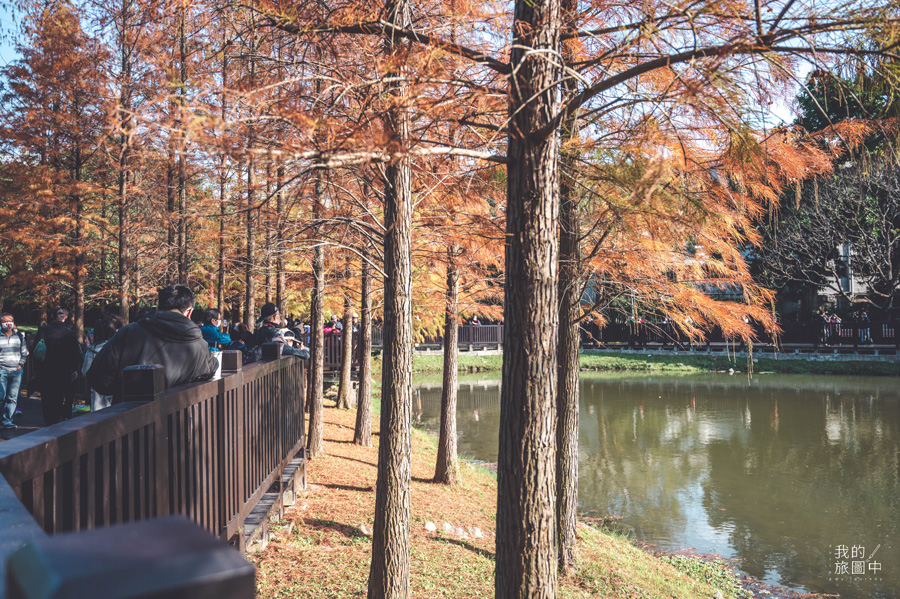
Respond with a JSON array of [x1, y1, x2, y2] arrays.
[[201, 308, 234, 350]]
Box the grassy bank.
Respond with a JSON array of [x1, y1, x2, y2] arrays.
[[410, 351, 900, 376], [251, 403, 752, 599]]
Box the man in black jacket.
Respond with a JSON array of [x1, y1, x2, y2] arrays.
[[88, 285, 219, 399], [34, 307, 83, 425]]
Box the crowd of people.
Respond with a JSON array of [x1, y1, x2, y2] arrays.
[[816, 308, 872, 345], [0, 285, 311, 430]]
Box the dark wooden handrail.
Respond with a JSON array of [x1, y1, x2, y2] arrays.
[[0, 348, 305, 598]]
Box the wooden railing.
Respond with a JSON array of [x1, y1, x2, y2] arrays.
[[316, 324, 504, 371], [458, 324, 504, 347], [581, 320, 900, 350], [368, 324, 503, 352], [0, 346, 305, 597]]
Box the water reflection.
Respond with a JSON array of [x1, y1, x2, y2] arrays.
[[414, 374, 900, 599]]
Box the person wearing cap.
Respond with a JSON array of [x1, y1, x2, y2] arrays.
[[255, 303, 309, 359], [351, 313, 359, 333]]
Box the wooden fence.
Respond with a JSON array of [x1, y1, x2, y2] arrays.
[[581, 320, 900, 350], [0, 345, 305, 598]]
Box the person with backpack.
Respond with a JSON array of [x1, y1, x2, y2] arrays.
[[81, 315, 124, 412], [254, 303, 309, 359], [0, 313, 27, 429]]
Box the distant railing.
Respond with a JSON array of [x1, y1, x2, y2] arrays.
[[581, 320, 900, 350], [0, 347, 305, 597], [311, 318, 897, 366], [459, 324, 504, 348], [368, 324, 503, 351], [322, 332, 359, 371]]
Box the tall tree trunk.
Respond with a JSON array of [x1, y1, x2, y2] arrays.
[[117, 5, 132, 324], [166, 157, 176, 285], [369, 0, 413, 596], [495, 1, 561, 598], [99, 198, 108, 300], [244, 25, 257, 326], [276, 164, 286, 313], [176, 8, 188, 285], [118, 171, 130, 322], [556, 0, 581, 573], [434, 247, 460, 485], [217, 160, 226, 313], [337, 257, 354, 410], [73, 143, 85, 343], [265, 163, 274, 304], [354, 245, 373, 446], [132, 257, 140, 312], [245, 157, 256, 326], [556, 141, 581, 575], [218, 51, 228, 314], [307, 171, 326, 457]]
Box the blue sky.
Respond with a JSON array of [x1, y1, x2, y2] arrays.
[[0, 5, 19, 68], [0, 4, 799, 124]]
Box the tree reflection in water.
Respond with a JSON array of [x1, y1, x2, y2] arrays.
[[415, 374, 900, 599]]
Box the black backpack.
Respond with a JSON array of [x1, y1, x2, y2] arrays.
[[241, 342, 262, 365]]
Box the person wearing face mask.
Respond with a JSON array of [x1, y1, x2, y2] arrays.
[[201, 308, 235, 350], [0, 313, 27, 429]]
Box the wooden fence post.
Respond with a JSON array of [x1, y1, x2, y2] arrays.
[[217, 351, 242, 540], [221, 350, 243, 374], [261, 342, 282, 360], [121, 365, 169, 518], [121, 365, 166, 403]]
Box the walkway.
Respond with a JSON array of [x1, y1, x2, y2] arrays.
[[0, 393, 48, 442]]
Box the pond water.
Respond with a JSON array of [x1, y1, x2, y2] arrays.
[[412, 373, 900, 598]]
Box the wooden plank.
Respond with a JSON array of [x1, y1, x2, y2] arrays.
[[113, 437, 124, 524], [53, 465, 63, 534], [32, 473, 45, 531], [99, 443, 110, 526], [201, 399, 210, 532], [85, 449, 95, 530], [172, 411, 184, 514], [215, 383, 227, 538], [208, 398, 216, 533], [185, 405, 195, 522], [72, 456, 82, 532], [0, 475, 48, 596]]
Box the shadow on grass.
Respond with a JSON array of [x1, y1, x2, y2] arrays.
[[429, 536, 495, 561], [321, 482, 372, 492], [333, 454, 378, 468], [304, 518, 367, 539], [323, 438, 356, 444]]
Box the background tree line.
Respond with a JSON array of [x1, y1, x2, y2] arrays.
[[753, 65, 900, 317]]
